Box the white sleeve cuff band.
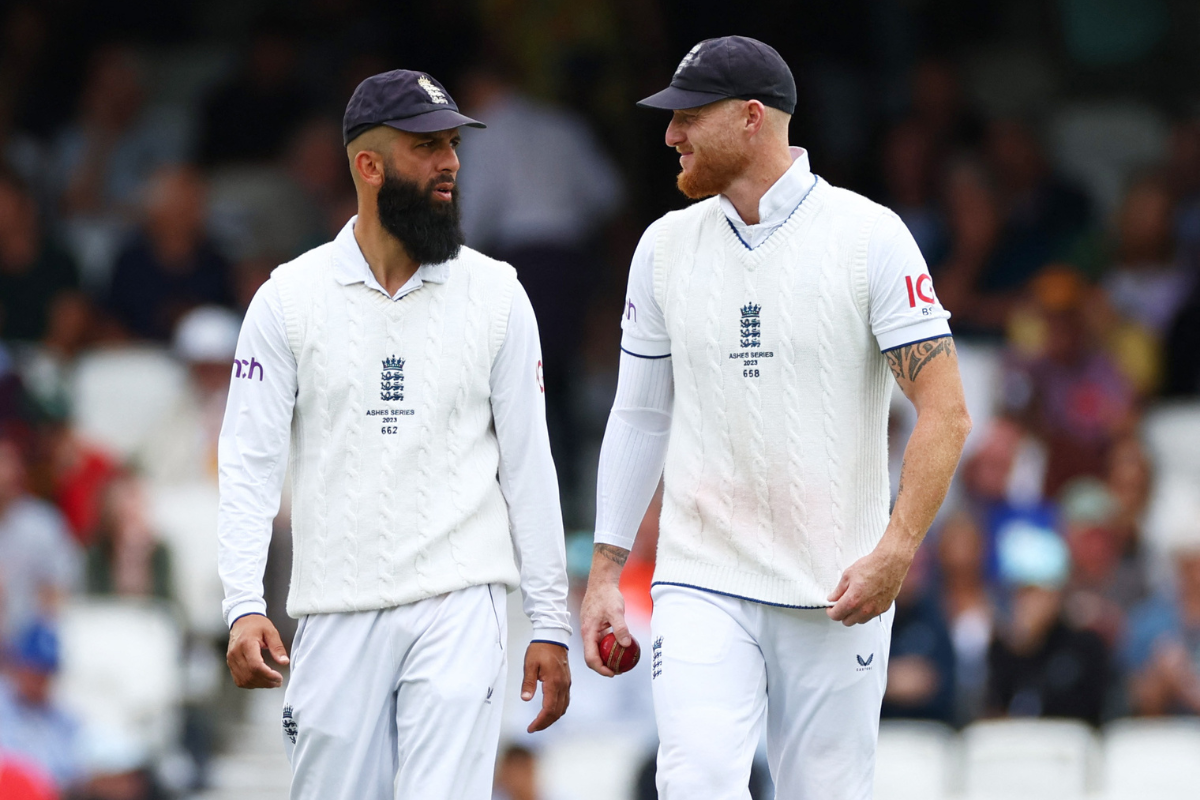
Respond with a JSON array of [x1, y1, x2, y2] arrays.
[[877, 319, 953, 352]]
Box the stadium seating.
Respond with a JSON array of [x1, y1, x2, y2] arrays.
[[538, 733, 650, 800], [961, 719, 1099, 799], [70, 346, 188, 460], [874, 720, 958, 800], [1142, 403, 1200, 481], [148, 481, 226, 637], [1101, 718, 1200, 800], [55, 599, 184, 759]]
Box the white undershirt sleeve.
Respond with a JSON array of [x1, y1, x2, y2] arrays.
[[490, 284, 572, 646], [868, 210, 952, 352], [597, 220, 676, 549], [218, 280, 298, 628], [593, 352, 675, 551]]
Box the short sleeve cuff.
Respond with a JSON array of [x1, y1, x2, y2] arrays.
[[877, 319, 953, 353], [593, 529, 636, 551], [225, 599, 268, 629], [619, 333, 672, 359], [531, 627, 571, 647]]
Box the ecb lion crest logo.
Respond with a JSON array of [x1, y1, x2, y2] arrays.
[[417, 75, 449, 105], [740, 303, 761, 349], [282, 704, 298, 743], [675, 42, 704, 77], [381, 355, 405, 402]]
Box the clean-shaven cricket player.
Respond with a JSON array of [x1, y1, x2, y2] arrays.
[[580, 37, 971, 799], [218, 69, 572, 799]]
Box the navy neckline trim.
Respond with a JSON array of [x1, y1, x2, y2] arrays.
[[723, 175, 820, 253], [651, 581, 833, 610]]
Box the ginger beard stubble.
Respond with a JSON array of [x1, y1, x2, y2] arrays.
[[676, 116, 752, 200]]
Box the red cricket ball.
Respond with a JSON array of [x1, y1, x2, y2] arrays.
[[599, 632, 641, 674]]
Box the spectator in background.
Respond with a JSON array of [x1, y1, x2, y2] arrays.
[[1170, 118, 1200, 269], [284, 117, 356, 249], [936, 511, 996, 725], [1162, 279, 1200, 396], [456, 67, 623, 521], [985, 119, 1091, 281], [39, 420, 118, 547], [881, 548, 956, 723], [1102, 173, 1192, 337], [880, 119, 947, 264], [1124, 491, 1200, 716], [0, 5, 51, 195], [1003, 267, 1135, 496], [199, 20, 312, 166], [1060, 477, 1145, 648], [52, 44, 181, 219], [932, 158, 1009, 336], [987, 522, 1109, 725], [0, 438, 79, 641], [0, 622, 81, 790], [492, 744, 543, 800], [104, 166, 233, 341], [84, 475, 171, 601], [960, 417, 1054, 576], [0, 170, 86, 348], [909, 59, 984, 154], [0, 750, 58, 800], [1106, 436, 1153, 568], [136, 306, 240, 485]]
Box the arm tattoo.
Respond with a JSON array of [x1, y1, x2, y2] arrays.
[[594, 544, 630, 567], [886, 336, 955, 384]]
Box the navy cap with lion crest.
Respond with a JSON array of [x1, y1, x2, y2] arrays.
[[637, 36, 796, 115], [343, 69, 485, 146]]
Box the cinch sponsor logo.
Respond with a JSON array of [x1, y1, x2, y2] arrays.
[[624, 298, 637, 323], [233, 357, 264, 381]]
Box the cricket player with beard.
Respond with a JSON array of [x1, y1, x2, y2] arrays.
[[217, 70, 571, 799], [580, 37, 972, 799]]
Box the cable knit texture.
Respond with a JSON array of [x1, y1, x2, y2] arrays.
[[273, 245, 520, 617], [652, 180, 892, 607]]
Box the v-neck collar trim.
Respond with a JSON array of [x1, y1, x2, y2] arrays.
[[718, 178, 828, 264]]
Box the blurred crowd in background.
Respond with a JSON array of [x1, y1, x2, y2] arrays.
[[3, 0, 1200, 798]]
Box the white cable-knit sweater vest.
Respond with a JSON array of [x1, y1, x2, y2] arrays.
[[272, 245, 521, 617], [653, 179, 892, 607]]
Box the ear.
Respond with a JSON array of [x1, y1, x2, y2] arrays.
[[744, 100, 768, 137], [352, 149, 386, 188]]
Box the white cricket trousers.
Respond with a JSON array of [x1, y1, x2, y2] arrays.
[[650, 584, 894, 800], [281, 583, 508, 800]]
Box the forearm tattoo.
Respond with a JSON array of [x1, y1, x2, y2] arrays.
[[886, 336, 955, 384], [594, 544, 630, 567]]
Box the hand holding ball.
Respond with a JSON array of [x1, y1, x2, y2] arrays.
[[599, 632, 640, 675]]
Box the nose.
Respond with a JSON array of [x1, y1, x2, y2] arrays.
[[665, 118, 686, 148], [439, 146, 460, 176]]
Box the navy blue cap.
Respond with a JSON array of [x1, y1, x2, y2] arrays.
[[638, 36, 796, 115], [343, 69, 485, 146]]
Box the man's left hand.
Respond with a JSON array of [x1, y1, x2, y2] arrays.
[[826, 542, 914, 626], [521, 641, 571, 733]]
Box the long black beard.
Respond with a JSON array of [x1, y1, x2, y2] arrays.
[[377, 169, 464, 265]]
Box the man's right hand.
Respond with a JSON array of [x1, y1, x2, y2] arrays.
[[227, 613, 289, 689], [580, 543, 633, 677]]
